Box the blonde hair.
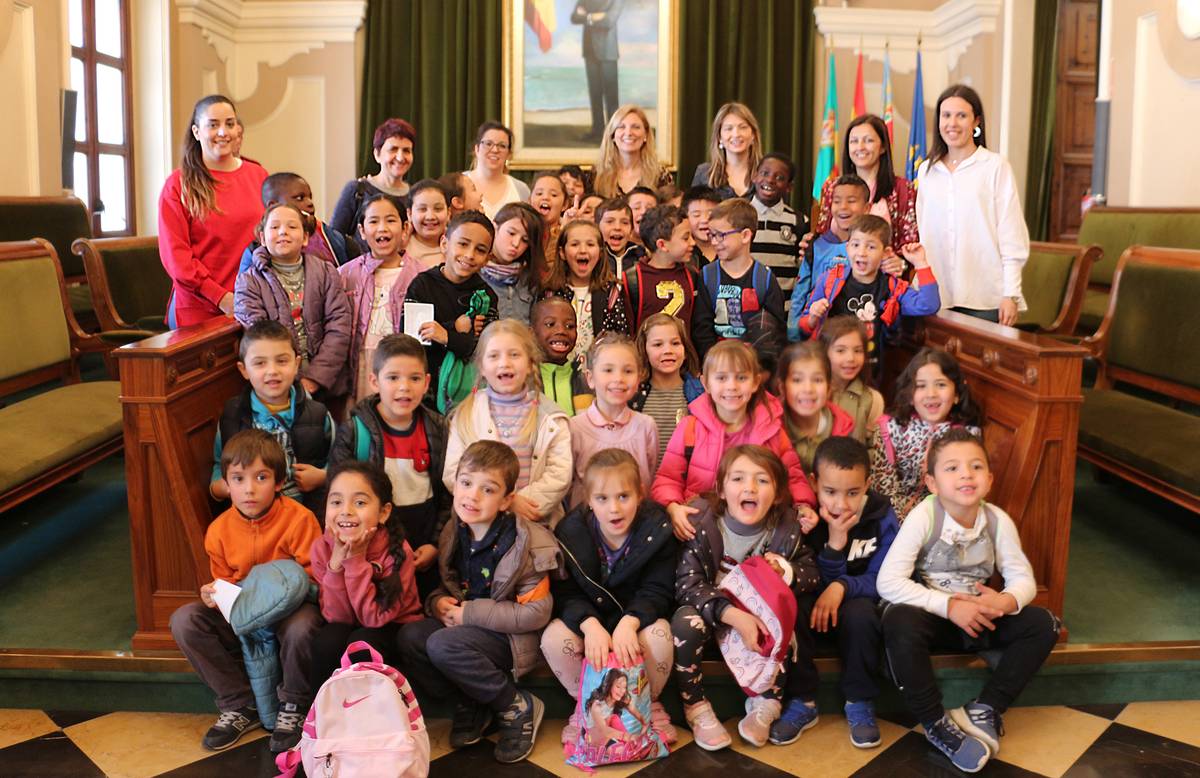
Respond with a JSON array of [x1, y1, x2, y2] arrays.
[[702, 340, 767, 413], [582, 448, 644, 500], [705, 102, 763, 193], [594, 105, 663, 198], [586, 332, 638, 373], [635, 312, 700, 379], [452, 319, 544, 442]]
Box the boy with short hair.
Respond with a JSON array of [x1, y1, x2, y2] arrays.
[[596, 196, 645, 277], [800, 215, 939, 377], [750, 153, 808, 299], [211, 320, 333, 512], [238, 172, 362, 274], [682, 185, 721, 267], [531, 296, 592, 416], [625, 204, 698, 334], [397, 441, 562, 764], [172, 430, 323, 753], [401, 210, 500, 397], [691, 198, 787, 359], [773, 437, 898, 748], [626, 185, 660, 243], [327, 333, 450, 596]]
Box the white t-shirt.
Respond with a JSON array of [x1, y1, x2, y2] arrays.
[[568, 284, 594, 364]]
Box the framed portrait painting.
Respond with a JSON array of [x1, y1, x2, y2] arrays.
[[502, 0, 678, 168]]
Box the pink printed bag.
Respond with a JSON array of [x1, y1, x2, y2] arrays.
[[275, 640, 430, 778], [717, 556, 798, 695]]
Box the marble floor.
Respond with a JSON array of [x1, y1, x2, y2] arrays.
[[1, 700, 1198, 777]]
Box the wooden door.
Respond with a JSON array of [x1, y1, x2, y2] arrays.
[[1049, 0, 1098, 242]]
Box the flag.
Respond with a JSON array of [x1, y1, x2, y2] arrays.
[[905, 49, 927, 182], [525, 0, 555, 53], [813, 51, 839, 199], [881, 50, 895, 144], [853, 50, 867, 118]]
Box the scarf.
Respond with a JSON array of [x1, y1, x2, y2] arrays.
[[480, 260, 524, 287]]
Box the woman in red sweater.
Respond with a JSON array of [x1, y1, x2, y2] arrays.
[[158, 94, 268, 327]]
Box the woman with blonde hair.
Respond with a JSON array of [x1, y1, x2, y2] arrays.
[[593, 105, 674, 198], [691, 102, 763, 200]]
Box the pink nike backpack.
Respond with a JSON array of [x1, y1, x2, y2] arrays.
[[275, 641, 430, 778]]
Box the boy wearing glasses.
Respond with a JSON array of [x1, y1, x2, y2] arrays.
[[692, 198, 787, 360]]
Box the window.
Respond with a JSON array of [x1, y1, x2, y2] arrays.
[[70, 0, 135, 236]]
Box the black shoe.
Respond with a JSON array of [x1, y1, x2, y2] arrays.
[[449, 700, 494, 748], [202, 705, 261, 751], [269, 702, 305, 753], [494, 690, 544, 763]]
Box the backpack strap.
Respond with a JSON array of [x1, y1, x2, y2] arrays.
[[354, 416, 370, 461], [920, 498, 949, 561], [682, 415, 697, 465], [875, 414, 896, 465], [342, 639, 383, 668], [622, 263, 640, 321], [752, 262, 774, 307], [702, 262, 720, 310]]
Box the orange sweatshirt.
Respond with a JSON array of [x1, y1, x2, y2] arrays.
[[204, 495, 323, 584]]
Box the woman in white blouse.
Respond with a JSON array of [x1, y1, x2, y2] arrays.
[[465, 121, 530, 220], [917, 84, 1029, 326]]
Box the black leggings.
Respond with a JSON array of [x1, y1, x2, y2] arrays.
[[309, 622, 401, 691]]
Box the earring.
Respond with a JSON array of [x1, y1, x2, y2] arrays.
[[973, 126, 982, 139], [719, 142, 724, 150]]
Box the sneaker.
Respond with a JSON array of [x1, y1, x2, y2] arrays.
[[684, 700, 732, 751], [845, 700, 881, 748], [450, 700, 493, 749], [738, 696, 782, 747], [269, 702, 304, 753], [923, 714, 990, 773], [494, 690, 544, 763], [201, 705, 261, 751], [951, 700, 1004, 756], [649, 701, 678, 744], [561, 711, 583, 745], [768, 698, 819, 745]]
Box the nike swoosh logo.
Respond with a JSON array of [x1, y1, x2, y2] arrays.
[[343, 696, 370, 708]]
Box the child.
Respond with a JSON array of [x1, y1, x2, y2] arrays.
[[171, 430, 323, 753], [438, 171, 484, 214], [543, 219, 630, 364], [776, 341, 855, 472], [567, 335, 658, 507], [577, 193, 604, 223], [682, 185, 721, 267], [596, 196, 645, 278], [870, 348, 982, 520], [397, 441, 561, 764], [211, 320, 334, 512], [626, 185, 659, 243], [481, 202, 545, 327], [309, 460, 424, 687], [624, 204, 698, 335], [651, 340, 816, 541], [327, 334, 450, 598], [692, 198, 787, 360], [238, 172, 361, 273], [558, 164, 589, 200], [531, 296, 592, 416], [672, 445, 821, 750], [750, 153, 808, 299], [339, 193, 420, 402], [783, 436, 898, 748], [234, 203, 354, 401], [529, 171, 568, 248], [629, 312, 705, 465], [442, 319, 573, 526], [406, 178, 452, 269], [400, 210, 500, 399], [542, 449, 678, 745], [656, 182, 683, 208], [878, 429, 1059, 773], [820, 316, 884, 442]]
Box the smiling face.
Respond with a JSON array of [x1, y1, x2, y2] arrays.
[[369, 354, 430, 427], [358, 199, 410, 260], [785, 357, 828, 420], [598, 208, 632, 252], [628, 193, 657, 233], [912, 362, 959, 423], [530, 176, 566, 226], [645, 322, 685, 378], [226, 457, 280, 520], [532, 298, 577, 365], [814, 462, 869, 527], [475, 129, 512, 172], [439, 221, 492, 283], [827, 331, 867, 386], [587, 343, 639, 407], [707, 217, 750, 262], [275, 179, 315, 221], [562, 224, 602, 285], [847, 229, 886, 281], [492, 216, 529, 264], [657, 220, 695, 264], [830, 185, 869, 233], [560, 171, 585, 199], [847, 123, 883, 173], [374, 135, 414, 183], [925, 440, 992, 517], [262, 206, 306, 263], [719, 112, 754, 156], [722, 455, 776, 527], [409, 188, 450, 243], [939, 96, 980, 153], [612, 111, 648, 155], [326, 471, 392, 546], [588, 467, 641, 545], [702, 358, 759, 421], [753, 158, 792, 206], [609, 673, 629, 702], [480, 330, 533, 395], [192, 101, 238, 165], [454, 466, 515, 525], [238, 336, 299, 406], [686, 199, 715, 244]]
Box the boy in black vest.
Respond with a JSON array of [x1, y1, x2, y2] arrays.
[[211, 320, 333, 514]]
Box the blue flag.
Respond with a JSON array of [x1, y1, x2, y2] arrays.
[[905, 50, 926, 182]]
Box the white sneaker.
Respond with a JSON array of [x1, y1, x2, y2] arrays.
[[738, 696, 782, 747]]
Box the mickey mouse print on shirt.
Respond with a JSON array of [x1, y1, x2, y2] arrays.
[[831, 272, 890, 371]]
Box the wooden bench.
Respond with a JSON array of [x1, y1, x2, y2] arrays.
[[0, 240, 123, 512], [1078, 246, 1200, 513], [0, 196, 96, 325], [73, 236, 171, 342], [1018, 241, 1099, 335]]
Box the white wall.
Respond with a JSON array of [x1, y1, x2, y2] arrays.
[[0, 0, 67, 196]]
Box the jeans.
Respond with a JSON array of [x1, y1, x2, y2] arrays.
[[396, 617, 517, 710]]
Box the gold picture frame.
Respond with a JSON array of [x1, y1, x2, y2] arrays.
[[502, 0, 679, 170]]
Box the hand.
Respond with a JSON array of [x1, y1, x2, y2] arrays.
[[563, 194, 582, 221], [722, 607, 768, 651], [345, 528, 374, 558], [611, 616, 642, 667], [299, 377, 320, 396], [821, 505, 860, 550], [434, 596, 461, 626], [999, 298, 1018, 326], [668, 502, 700, 541], [947, 597, 1005, 638], [454, 315, 473, 334], [413, 544, 438, 572], [798, 231, 815, 256], [199, 581, 218, 608], [808, 299, 830, 322], [971, 582, 1018, 615], [420, 320, 449, 345], [292, 463, 324, 493], [472, 315, 487, 336], [442, 603, 465, 627], [797, 504, 819, 534], [810, 582, 845, 632], [764, 555, 786, 578], [509, 494, 541, 522], [581, 619, 613, 671], [218, 292, 235, 316], [900, 242, 929, 269], [881, 251, 906, 277], [328, 537, 348, 572]]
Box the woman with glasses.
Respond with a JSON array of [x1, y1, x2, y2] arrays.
[[465, 121, 531, 219], [330, 118, 417, 239]]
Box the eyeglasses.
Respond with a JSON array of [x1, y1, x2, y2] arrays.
[[708, 227, 742, 244], [479, 140, 510, 152]]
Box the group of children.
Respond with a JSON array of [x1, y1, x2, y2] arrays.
[[175, 158, 1059, 775]]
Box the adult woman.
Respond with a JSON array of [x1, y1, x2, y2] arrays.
[[593, 105, 673, 198], [917, 84, 1029, 325], [814, 114, 918, 251], [329, 118, 416, 236], [158, 95, 268, 327], [465, 121, 530, 219], [691, 102, 762, 200]]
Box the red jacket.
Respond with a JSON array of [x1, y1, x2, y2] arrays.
[[311, 528, 423, 628]]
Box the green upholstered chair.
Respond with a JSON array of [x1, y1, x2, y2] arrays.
[[1078, 246, 1200, 513], [74, 236, 171, 344], [0, 239, 122, 512], [1017, 242, 1099, 335], [0, 196, 96, 324]]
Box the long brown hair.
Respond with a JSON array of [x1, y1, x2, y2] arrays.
[[842, 114, 897, 202], [705, 102, 763, 192], [635, 312, 700, 379], [492, 202, 547, 288], [180, 94, 237, 219], [927, 84, 986, 168], [545, 220, 611, 293], [709, 443, 794, 517]]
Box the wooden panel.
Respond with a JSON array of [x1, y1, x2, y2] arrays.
[[1050, 0, 1099, 243]]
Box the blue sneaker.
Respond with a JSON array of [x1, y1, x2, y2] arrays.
[[768, 698, 819, 745], [951, 700, 1003, 755], [923, 715, 989, 773], [844, 700, 881, 748]]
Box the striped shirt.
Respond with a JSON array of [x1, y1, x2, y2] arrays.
[[485, 387, 535, 489], [640, 385, 687, 466], [751, 198, 806, 297]]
